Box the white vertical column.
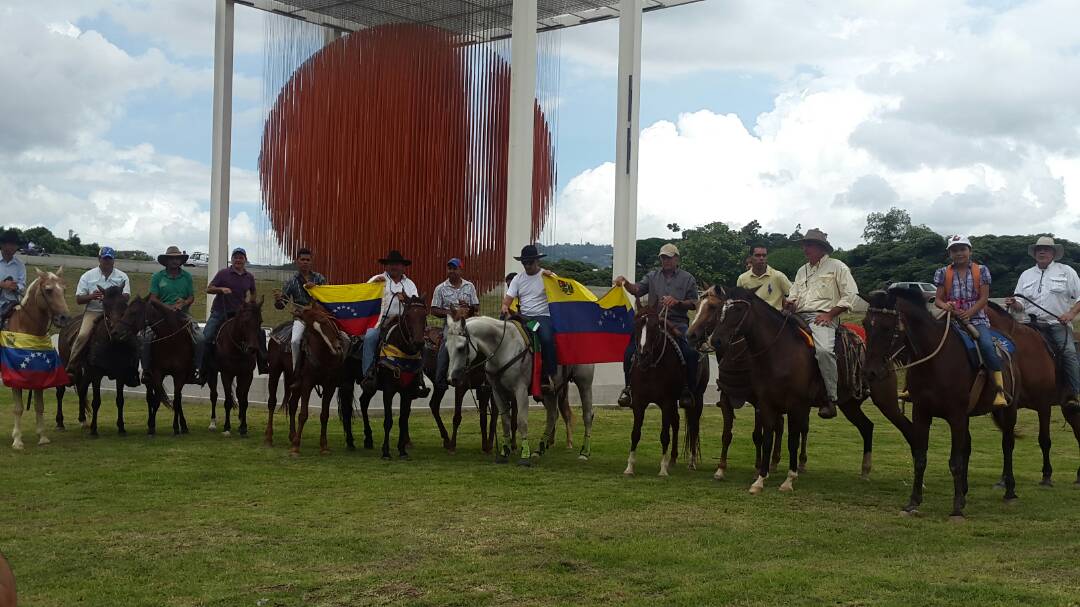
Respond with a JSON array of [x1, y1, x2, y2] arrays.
[[505, 0, 539, 279], [613, 0, 643, 283], [208, 0, 235, 318]]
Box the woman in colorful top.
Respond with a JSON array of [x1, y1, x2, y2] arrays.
[[932, 235, 1006, 406]]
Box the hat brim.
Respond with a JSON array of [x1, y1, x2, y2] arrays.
[[513, 254, 546, 261], [158, 254, 189, 265], [378, 258, 412, 266], [1029, 244, 1064, 261], [800, 238, 834, 253]]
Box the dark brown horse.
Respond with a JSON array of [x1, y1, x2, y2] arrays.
[[623, 305, 707, 476], [264, 321, 294, 447], [205, 296, 264, 437], [986, 303, 1080, 486], [0, 552, 14, 607], [56, 285, 140, 436], [284, 304, 348, 455], [349, 295, 429, 459], [127, 297, 196, 435], [863, 288, 1020, 518], [423, 323, 498, 454]]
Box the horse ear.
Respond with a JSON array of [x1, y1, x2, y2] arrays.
[[56, 266, 64, 277], [35, 267, 45, 278]]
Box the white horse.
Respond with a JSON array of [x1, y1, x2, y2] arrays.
[[446, 316, 596, 464], [5, 268, 69, 450]]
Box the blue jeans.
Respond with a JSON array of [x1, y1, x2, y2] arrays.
[[974, 325, 1003, 372], [522, 315, 556, 379], [623, 323, 699, 391], [1048, 324, 1080, 393], [362, 327, 380, 374]]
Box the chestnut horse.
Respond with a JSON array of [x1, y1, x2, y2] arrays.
[[986, 303, 1080, 486], [6, 268, 69, 450], [623, 305, 707, 476], [863, 288, 1020, 518], [264, 321, 294, 447], [128, 297, 196, 436], [284, 304, 348, 455], [205, 296, 264, 437]]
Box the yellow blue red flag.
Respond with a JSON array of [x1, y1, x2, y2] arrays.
[[1, 331, 71, 389], [543, 275, 634, 365], [307, 283, 385, 336]]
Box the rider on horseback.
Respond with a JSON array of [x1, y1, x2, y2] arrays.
[[501, 245, 558, 394], [272, 247, 327, 372], [933, 235, 1007, 407], [0, 230, 26, 325], [360, 249, 429, 396], [615, 243, 701, 409], [784, 229, 858, 420], [1005, 236, 1080, 415], [69, 247, 130, 375], [142, 245, 201, 384], [202, 247, 268, 375], [429, 257, 479, 412]]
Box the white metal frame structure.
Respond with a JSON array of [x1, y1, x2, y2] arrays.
[[210, 0, 700, 314]]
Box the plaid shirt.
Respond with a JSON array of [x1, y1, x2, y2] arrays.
[[281, 271, 327, 307], [933, 264, 991, 326]]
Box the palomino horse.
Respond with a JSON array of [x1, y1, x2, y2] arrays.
[[205, 296, 264, 437], [56, 285, 140, 436], [623, 305, 708, 476], [863, 288, 1020, 518], [708, 286, 877, 494], [6, 268, 69, 450], [985, 302, 1080, 486], [129, 297, 196, 436], [284, 304, 348, 455], [0, 551, 14, 607]]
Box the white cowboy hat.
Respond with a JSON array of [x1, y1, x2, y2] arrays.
[[1028, 236, 1064, 261]]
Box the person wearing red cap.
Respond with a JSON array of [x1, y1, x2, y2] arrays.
[[429, 257, 480, 410]]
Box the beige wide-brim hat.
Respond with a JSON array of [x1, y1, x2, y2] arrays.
[[1028, 236, 1064, 261], [157, 245, 189, 266], [800, 228, 833, 253], [658, 243, 680, 258]]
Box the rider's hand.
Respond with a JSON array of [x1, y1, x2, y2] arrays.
[[371, 275, 386, 283], [813, 312, 834, 326], [500, 304, 510, 317], [540, 269, 555, 277], [91, 289, 105, 301], [613, 276, 626, 287], [782, 299, 796, 312], [272, 288, 283, 301], [1004, 296, 1016, 308], [1060, 311, 1076, 325], [218, 287, 232, 295], [303, 282, 317, 290], [660, 295, 679, 308], [0, 279, 15, 291]]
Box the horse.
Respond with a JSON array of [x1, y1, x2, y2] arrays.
[[689, 286, 911, 482], [204, 296, 264, 437], [55, 285, 140, 436], [284, 304, 348, 455], [264, 321, 295, 447], [863, 287, 1021, 519], [985, 302, 1080, 486], [128, 297, 196, 436], [423, 315, 495, 455], [0, 551, 14, 607], [5, 268, 69, 450], [623, 305, 707, 476]]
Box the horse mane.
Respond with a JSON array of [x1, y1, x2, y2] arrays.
[[888, 285, 936, 322], [19, 277, 40, 306], [726, 285, 785, 322]]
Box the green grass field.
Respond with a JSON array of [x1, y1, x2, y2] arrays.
[[2, 391, 1079, 606]]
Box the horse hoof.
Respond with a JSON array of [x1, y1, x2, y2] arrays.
[[899, 509, 919, 517], [288, 449, 300, 457], [399, 453, 411, 461], [517, 458, 532, 467], [948, 515, 966, 523], [364, 440, 374, 450], [381, 454, 391, 461], [658, 469, 669, 477], [714, 468, 726, 481], [117, 429, 127, 437], [1039, 478, 1053, 488], [11, 441, 24, 451], [748, 485, 763, 495], [222, 431, 231, 437], [208, 422, 217, 432], [798, 464, 807, 473], [55, 424, 65, 431], [1003, 496, 1020, 505], [320, 449, 331, 456], [860, 473, 871, 482], [578, 454, 589, 461], [346, 443, 356, 452], [89, 431, 99, 438], [779, 482, 794, 492], [993, 480, 1006, 490], [37, 436, 51, 446], [446, 449, 456, 456], [623, 468, 634, 476], [263, 440, 273, 448], [181, 427, 189, 435]]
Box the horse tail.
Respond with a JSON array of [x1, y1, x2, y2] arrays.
[[336, 381, 353, 421], [684, 395, 703, 464]]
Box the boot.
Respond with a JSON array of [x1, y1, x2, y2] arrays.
[[414, 378, 430, 399], [818, 400, 838, 419], [992, 371, 1008, 407], [1063, 394, 1080, 417], [617, 386, 632, 408], [678, 388, 694, 409], [360, 368, 378, 392]]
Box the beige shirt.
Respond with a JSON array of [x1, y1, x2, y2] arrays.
[[736, 265, 791, 310], [787, 255, 858, 313]]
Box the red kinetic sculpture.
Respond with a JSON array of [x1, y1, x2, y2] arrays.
[[259, 24, 556, 295]]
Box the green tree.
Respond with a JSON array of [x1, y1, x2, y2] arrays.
[[546, 258, 609, 285], [674, 221, 746, 288], [862, 207, 913, 244]]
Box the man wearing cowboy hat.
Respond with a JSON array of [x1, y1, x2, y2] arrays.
[[0, 229, 26, 323], [614, 243, 701, 408], [140, 246, 200, 384], [361, 250, 425, 393], [501, 244, 559, 392], [273, 247, 327, 372], [784, 228, 858, 419], [1006, 236, 1080, 414], [70, 246, 131, 373]]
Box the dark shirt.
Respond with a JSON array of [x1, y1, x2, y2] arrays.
[[634, 268, 699, 326], [277, 271, 327, 308], [209, 267, 256, 315]]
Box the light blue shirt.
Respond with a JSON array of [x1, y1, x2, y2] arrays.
[[0, 255, 26, 305]]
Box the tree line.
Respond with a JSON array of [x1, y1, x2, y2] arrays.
[[0, 225, 152, 261]]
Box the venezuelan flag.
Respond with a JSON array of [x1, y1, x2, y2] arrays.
[[543, 275, 634, 365], [307, 283, 384, 336], [1, 331, 71, 389]]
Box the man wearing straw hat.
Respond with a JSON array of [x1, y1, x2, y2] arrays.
[[1005, 236, 1080, 415], [143, 246, 201, 383], [785, 228, 858, 420]]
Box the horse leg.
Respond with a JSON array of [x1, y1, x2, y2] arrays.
[[490, 387, 513, 462], [428, 388, 451, 450], [838, 400, 875, 480], [799, 426, 809, 473], [76, 378, 89, 429], [770, 415, 783, 473], [207, 372, 218, 432], [515, 384, 532, 467], [289, 381, 310, 456], [175, 381, 188, 434], [10, 389, 25, 450], [751, 409, 775, 495], [360, 388, 374, 450], [658, 403, 673, 477], [1065, 408, 1080, 485], [338, 381, 355, 451], [577, 381, 594, 461], [479, 389, 491, 454], [1037, 407, 1053, 487], [903, 407, 931, 514], [996, 407, 1019, 502], [145, 381, 158, 436], [624, 403, 645, 476], [715, 398, 734, 481], [115, 380, 126, 436], [55, 386, 65, 430], [221, 374, 234, 436], [319, 384, 333, 455], [669, 404, 682, 472], [31, 389, 48, 446], [237, 375, 251, 437], [779, 409, 805, 492], [89, 377, 101, 437], [483, 390, 496, 455], [265, 368, 279, 447], [381, 389, 394, 460], [448, 386, 464, 455], [539, 392, 559, 457], [559, 386, 575, 449], [398, 397, 412, 460], [946, 416, 969, 519], [751, 408, 764, 472]]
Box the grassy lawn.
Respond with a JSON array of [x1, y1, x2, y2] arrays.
[[2, 390, 1079, 606]]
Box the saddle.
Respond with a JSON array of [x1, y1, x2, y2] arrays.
[[951, 322, 1015, 370]]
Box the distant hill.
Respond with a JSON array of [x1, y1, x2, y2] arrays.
[[539, 243, 612, 266]]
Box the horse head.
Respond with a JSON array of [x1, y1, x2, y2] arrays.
[[234, 294, 265, 356], [861, 289, 907, 383], [709, 286, 756, 358], [27, 267, 70, 324], [399, 295, 428, 350], [299, 303, 342, 361], [446, 315, 477, 387], [633, 305, 671, 367], [687, 285, 723, 349]]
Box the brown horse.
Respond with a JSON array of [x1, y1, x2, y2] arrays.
[[205, 296, 264, 437], [986, 302, 1080, 486], [0, 551, 14, 607], [623, 305, 707, 476], [284, 305, 348, 455], [56, 285, 140, 436], [6, 268, 69, 450], [127, 297, 196, 436], [863, 288, 1020, 518], [264, 321, 294, 447]]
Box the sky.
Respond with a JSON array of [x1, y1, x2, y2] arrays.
[[3, 0, 1080, 261]]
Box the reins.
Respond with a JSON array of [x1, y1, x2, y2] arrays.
[[719, 298, 794, 359], [867, 306, 952, 371]]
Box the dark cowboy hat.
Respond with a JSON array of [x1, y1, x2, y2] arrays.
[[799, 228, 834, 253], [157, 245, 189, 266], [378, 249, 412, 266], [513, 244, 546, 262], [0, 229, 22, 246]]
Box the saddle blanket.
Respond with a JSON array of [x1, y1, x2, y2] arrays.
[[953, 323, 1015, 369]]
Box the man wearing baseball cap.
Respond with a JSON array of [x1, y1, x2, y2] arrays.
[[70, 246, 131, 372], [429, 257, 480, 412], [0, 229, 26, 322], [203, 247, 267, 374]]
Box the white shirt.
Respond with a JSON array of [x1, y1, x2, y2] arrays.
[[368, 273, 418, 320], [507, 271, 549, 317], [76, 267, 131, 313], [1013, 262, 1080, 322]]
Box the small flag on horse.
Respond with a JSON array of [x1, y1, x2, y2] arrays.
[[543, 275, 634, 365], [1, 331, 71, 389], [306, 283, 384, 336]]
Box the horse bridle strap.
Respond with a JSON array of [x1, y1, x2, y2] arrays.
[[867, 306, 952, 371], [719, 298, 792, 359]]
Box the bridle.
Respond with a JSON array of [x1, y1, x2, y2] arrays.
[[715, 298, 792, 359], [455, 317, 527, 378], [634, 307, 681, 369], [865, 304, 952, 371], [381, 300, 427, 357]]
